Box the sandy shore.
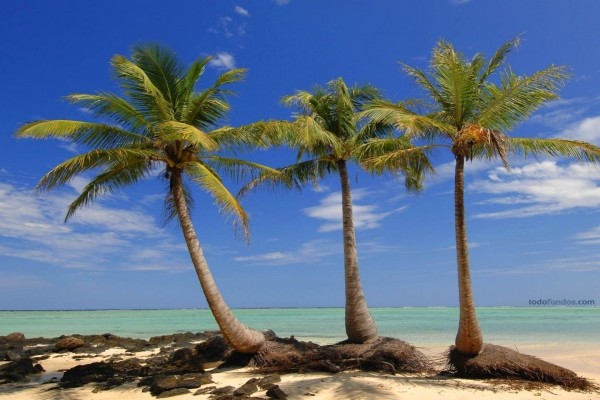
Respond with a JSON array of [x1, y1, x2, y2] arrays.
[[1, 342, 599, 399]]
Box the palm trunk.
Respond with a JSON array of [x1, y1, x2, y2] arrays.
[[454, 156, 484, 355], [338, 160, 378, 343], [171, 170, 265, 353]]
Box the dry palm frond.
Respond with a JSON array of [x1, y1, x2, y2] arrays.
[[452, 124, 509, 167]]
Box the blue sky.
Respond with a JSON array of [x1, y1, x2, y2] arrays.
[[1, 0, 600, 310]]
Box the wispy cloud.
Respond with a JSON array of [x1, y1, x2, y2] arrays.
[[529, 96, 600, 130], [208, 16, 234, 38], [303, 189, 407, 232], [234, 239, 339, 265], [558, 115, 600, 145], [234, 6, 250, 16], [572, 225, 600, 245], [470, 161, 600, 218], [451, 0, 472, 5], [209, 52, 236, 70], [0, 180, 189, 271], [273, 0, 291, 5]]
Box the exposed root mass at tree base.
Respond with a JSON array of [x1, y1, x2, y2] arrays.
[[446, 343, 595, 391], [223, 336, 433, 374]]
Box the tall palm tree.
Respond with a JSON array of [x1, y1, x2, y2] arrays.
[[363, 38, 600, 355], [15, 44, 271, 353], [241, 78, 429, 343]]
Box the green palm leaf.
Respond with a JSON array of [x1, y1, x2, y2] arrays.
[[35, 148, 157, 192], [509, 137, 600, 162], [112, 54, 174, 121], [157, 121, 218, 151], [65, 156, 154, 221], [16, 120, 150, 149], [185, 161, 250, 241], [476, 66, 568, 131], [67, 92, 151, 133]]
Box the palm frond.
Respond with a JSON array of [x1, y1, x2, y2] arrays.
[[131, 44, 183, 109], [185, 161, 250, 241], [175, 57, 211, 119], [34, 148, 157, 192], [430, 41, 480, 127], [67, 92, 151, 133], [111, 54, 174, 121], [64, 157, 154, 221], [293, 115, 344, 154], [479, 36, 520, 84], [358, 138, 434, 192], [401, 64, 446, 108], [157, 121, 218, 151], [476, 65, 568, 131], [183, 68, 245, 127], [238, 159, 335, 198], [163, 178, 195, 225], [206, 156, 281, 182], [352, 118, 395, 145], [509, 137, 600, 163], [210, 121, 297, 151], [363, 101, 456, 139], [15, 120, 150, 149]]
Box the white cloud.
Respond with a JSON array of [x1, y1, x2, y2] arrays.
[[208, 16, 234, 38], [428, 158, 494, 186], [235, 240, 339, 266], [451, 0, 472, 4], [559, 116, 600, 145], [234, 6, 250, 16], [572, 225, 600, 245], [209, 52, 236, 70], [273, 0, 291, 5], [57, 138, 79, 154], [303, 189, 406, 232], [470, 161, 600, 218], [0, 180, 188, 271]]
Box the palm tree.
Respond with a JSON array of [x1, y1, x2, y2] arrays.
[[363, 38, 600, 355], [15, 44, 271, 353], [241, 78, 429, 343]]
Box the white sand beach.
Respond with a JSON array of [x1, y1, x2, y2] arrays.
[[2, 343, 598, 400]]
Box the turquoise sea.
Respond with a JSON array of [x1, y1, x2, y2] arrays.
[[1, 307, 598, 347]]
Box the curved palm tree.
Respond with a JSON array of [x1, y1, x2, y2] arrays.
[[15, 44, 271, 353], [363, 38, 600, 355], [241, 78, 429, 343]]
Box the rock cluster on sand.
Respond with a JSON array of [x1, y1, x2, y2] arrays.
[[1, 331, 596, 398]]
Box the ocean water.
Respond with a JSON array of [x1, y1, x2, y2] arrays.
[[0, 307, 598, 347]]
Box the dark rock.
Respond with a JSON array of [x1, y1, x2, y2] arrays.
[[55, 336, 86, 351], [0, 357, 45, 382], [266, 386, 288, 399], [194, 335, 230, 363], [93, 376, 128, 391], [150, 375, 180, 395], [193, 385, 216, 395], [178, 373, 210, 388], [172, 348, 194, 363], [61, 362, 114, 386], [258, 374, 281, 389], [218, 351, 255, 369], [157, 388, 191, 398], [262, 330, 278, 341], [5, 332, 25, 344], [209, 385, 235, 395], [149, 373, 209, 395], [111, 358, 143, 376], [233, 378, 259, 396], [5, 349, 24, 361], [25, 345, 54, 357]]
